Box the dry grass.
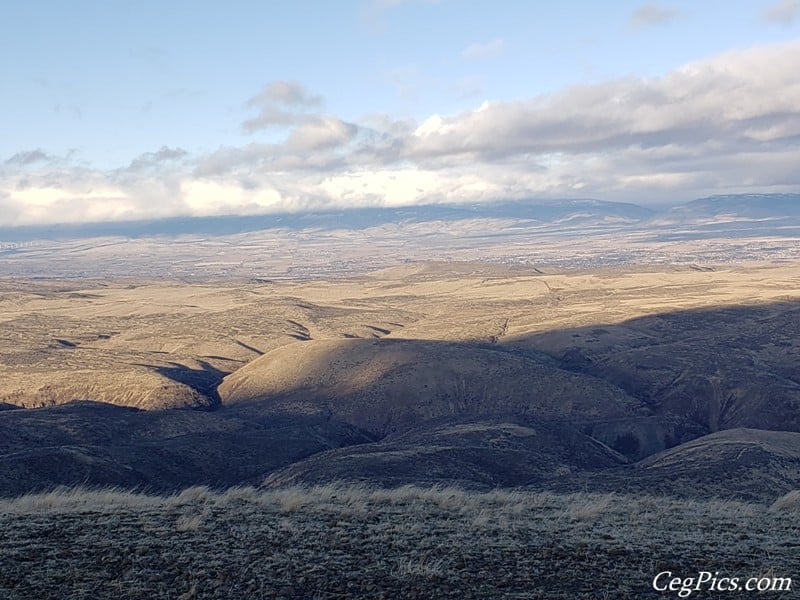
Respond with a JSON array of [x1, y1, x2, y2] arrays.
[[0, 486, 162, 514], [564, 492, 615, 521], [769, 489, 800, 513], [1, 484, 798, 599]]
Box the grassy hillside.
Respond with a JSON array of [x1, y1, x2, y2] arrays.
[[1, 484, 798, 599]]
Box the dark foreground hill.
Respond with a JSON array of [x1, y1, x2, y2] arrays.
[[0, 402, 371, 497], [263, 416, 631, 489], [1, 485, 798, 599], [1, 406, 798, 504], [263, 423, 800, 502]]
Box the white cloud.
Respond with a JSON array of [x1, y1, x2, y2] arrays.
[[243, 81, 323, 132], [628, 4, 679, 29], [124, 146, 188, 172], [405, 42, 800, 161], [2, 180, 139, 225], [285, 117, 357, 152], [3, 41, 800, 226], [762, 0, 800, 24], [249, 81, 322, 107], [461, 38, 505, 60], [4, 149, 54, 167], [319, 168, 493, 207], [180, 179, 283, 216]]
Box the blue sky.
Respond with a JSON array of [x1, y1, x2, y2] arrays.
[[1, 0, 799, 225]]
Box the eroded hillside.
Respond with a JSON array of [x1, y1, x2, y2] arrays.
[[1, 263, 799, 498]]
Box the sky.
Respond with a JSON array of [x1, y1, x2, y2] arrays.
[[1, 0, 799, 226]]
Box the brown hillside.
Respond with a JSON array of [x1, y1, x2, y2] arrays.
[[218, 338, 646, 437], [511, 302, 800, 433]]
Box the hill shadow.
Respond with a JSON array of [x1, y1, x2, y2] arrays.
[[0, 401, 374, 497], [502, 299, 800, 435], [145, 360, 228, 407], [243, 298, 800, 499], [218, 298, 800, 461], [3, 298, 799, 499]]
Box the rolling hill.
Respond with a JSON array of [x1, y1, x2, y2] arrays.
[[0, 263, 798, 502]]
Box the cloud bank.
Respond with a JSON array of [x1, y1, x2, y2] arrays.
[[2, 41, 800, 226]]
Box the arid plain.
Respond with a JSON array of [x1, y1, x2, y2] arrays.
[[2, 261, 799, 598]]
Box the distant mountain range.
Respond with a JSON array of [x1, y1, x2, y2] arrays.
[[0, 193, 798, 242], [667, 193, 800, 221]]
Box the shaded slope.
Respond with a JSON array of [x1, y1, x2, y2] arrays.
[[0, 401, 372, 497], [627, 428, 800, 502], [508, 301, 800, 434], [263, 416, 629, 489], [635, 428, 800, 497], [535, 428, 800, 502], [218, 338, 647, 438], [262, 425, 800, 503]]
